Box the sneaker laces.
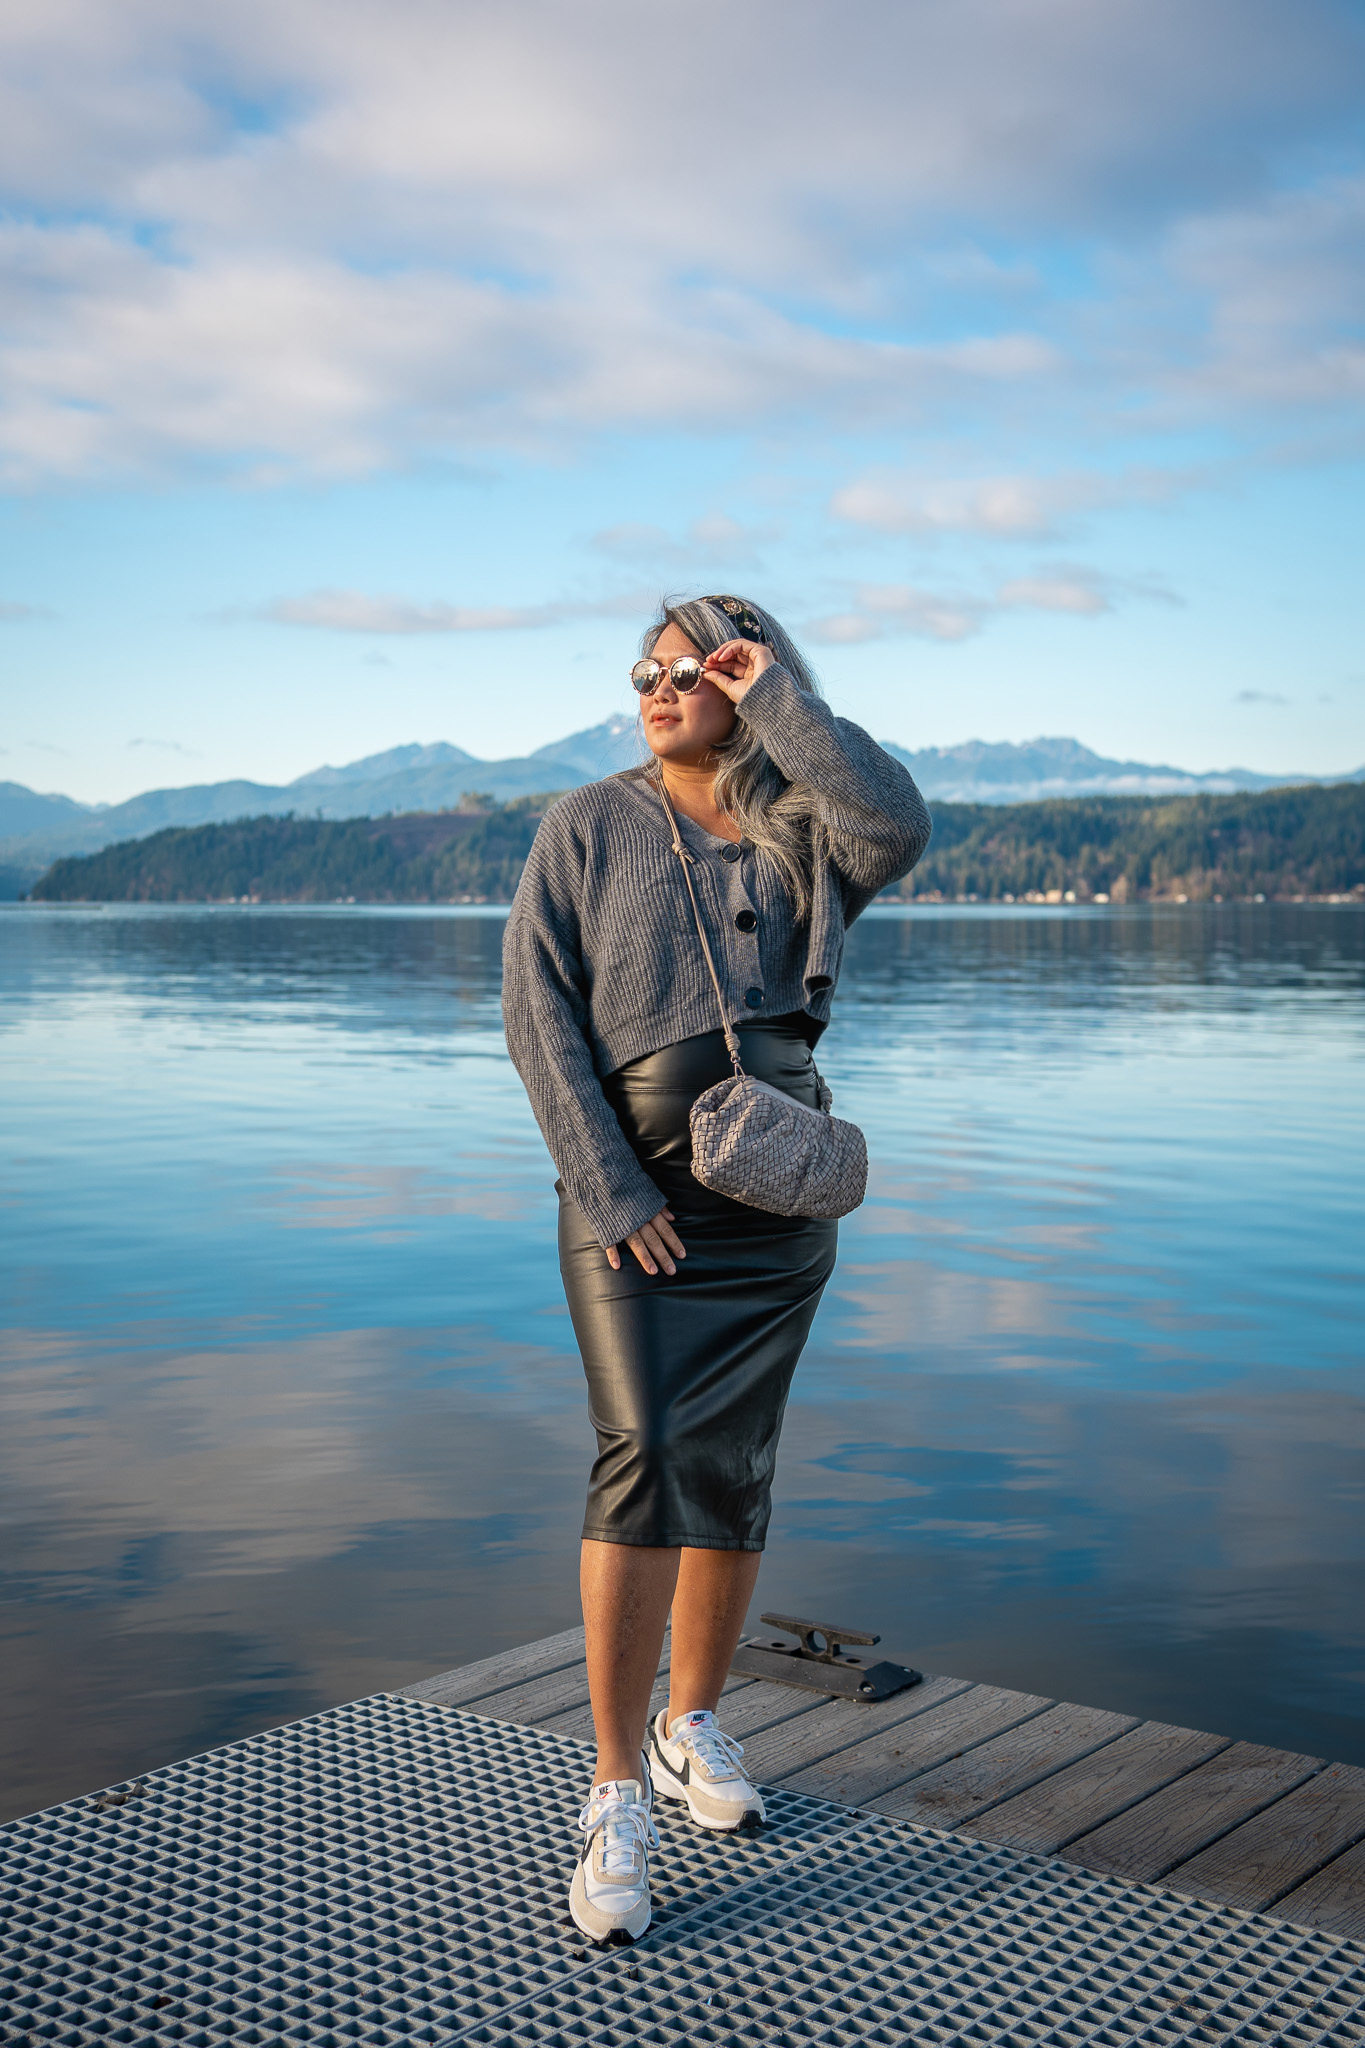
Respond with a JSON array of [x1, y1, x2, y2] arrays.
[[672, 1716, 748, 1782], [577, 1792, 659, 1875]]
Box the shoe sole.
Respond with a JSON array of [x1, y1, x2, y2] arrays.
[[650, 1756, 765, 1833]]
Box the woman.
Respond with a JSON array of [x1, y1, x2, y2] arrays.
[[503, 595, 929, 1943]]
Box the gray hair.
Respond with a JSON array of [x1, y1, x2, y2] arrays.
[[640, 595, 821, 919]]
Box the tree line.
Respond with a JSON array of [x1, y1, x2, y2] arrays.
[[27, 781, 1365, 905], [891, 782, 1364, 903]]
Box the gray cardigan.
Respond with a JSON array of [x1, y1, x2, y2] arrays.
[[502, 665, 930, 1246]]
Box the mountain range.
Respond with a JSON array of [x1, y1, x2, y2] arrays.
[[3, 718, 1361, 892]]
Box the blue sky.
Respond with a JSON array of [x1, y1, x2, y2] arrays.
[[2, 0, 1364, 803]]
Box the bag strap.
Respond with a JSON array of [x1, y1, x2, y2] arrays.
[[654, 772, 746, 1076]]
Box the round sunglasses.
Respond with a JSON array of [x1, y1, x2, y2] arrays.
[[630, 655, 709, 696]]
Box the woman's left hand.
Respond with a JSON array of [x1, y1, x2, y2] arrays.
[[703, 638, 774, 703]]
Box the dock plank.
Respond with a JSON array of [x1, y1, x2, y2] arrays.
[[394, 1624, 586, 1709], [776, 1683, 1051, 1808], [1165, 1762, 1365, 1913], [976, 1720, 1230, 1856], [1066, 1740, 1321, 1884], [1273, 1836, 1365, 1943], [876, 1702, 1136, 1830], [741, 1675, 979, 1789], [712, 1682, 832, 1743], [465, 1660, 593, 1726]]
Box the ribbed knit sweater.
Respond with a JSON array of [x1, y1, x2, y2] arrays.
[[501, 665, 931, 1246]]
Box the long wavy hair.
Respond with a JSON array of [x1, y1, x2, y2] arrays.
[[640, 595, 821, 919]]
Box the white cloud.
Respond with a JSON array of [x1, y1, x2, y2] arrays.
[[829, 469, 1190, 539], [804, 613, 884, 646], [689, 512, 769, 556], [0, 219, 1070, 484], [0, 1, 1360, 480], [859, 583, 988, 641], [5, 0, 1357, 228], [807, 585, 984, 645], [996, 573, 1111, 616], [1167, 173, 1365, 406], [261, 590, 569, 633], [806, 563, 1165, 643], [589, 514, 776, 567], [591, 524, 673, 558], [831, 475, 1076, 537]]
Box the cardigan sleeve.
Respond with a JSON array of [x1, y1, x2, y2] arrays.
[[736, 664, 931, 909], [502, 808, 667, 1249]]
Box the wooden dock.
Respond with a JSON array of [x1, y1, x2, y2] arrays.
[[403, 1626, 1365, 1944]]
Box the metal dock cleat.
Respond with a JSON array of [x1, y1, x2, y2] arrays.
[[730, 1611, 923, 1701]]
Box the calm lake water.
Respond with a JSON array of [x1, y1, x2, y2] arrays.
[[1, 901, 1362, 1820]]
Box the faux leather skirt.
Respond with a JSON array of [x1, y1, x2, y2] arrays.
[[558, 1018, 838, 1552]]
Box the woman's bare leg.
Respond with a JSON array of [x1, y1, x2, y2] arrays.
[[581, 1541, 763, 1778], [665, 1547, 762, 1727], [581, 1538, 679, 1783]]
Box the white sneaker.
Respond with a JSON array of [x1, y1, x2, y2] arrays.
[[568, 1765, 658, 1946], [649, 1708, 766, 1832]]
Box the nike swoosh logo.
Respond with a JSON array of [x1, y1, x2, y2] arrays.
[[652, 1729, 689, 1783]]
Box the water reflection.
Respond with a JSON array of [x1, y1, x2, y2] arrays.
[[0, 1319, 591, 1812], [1, 903, 1362, 1818]]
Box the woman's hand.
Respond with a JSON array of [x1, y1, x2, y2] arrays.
[[703, 638, 774, 703], [607, 1208, 687, 1276]]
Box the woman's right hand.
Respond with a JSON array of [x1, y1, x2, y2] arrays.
[[607, 1209, 686, 1277]]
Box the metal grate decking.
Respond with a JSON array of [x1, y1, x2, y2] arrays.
[[4, 1692, 1365, 2047]]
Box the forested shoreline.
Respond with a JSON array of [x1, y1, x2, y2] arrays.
[[27, 781, 1365, 905]]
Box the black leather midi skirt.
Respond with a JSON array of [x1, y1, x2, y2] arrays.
[[558, 1018, 838, 1551]]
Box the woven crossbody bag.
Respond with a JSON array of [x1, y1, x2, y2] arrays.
[[656, 775, 868, 1220]]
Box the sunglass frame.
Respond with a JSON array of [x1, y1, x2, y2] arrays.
[[630, 657, 707, 696]]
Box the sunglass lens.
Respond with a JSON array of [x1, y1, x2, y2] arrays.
[[631, 660, 663, 694], [670, 659, 704, 692]]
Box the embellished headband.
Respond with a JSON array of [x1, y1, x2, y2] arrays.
[[702, 594, 766, 643]]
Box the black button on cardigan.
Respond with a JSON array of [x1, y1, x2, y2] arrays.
[[734, 910, 757, 932], [744, 987, 764, 1007]]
